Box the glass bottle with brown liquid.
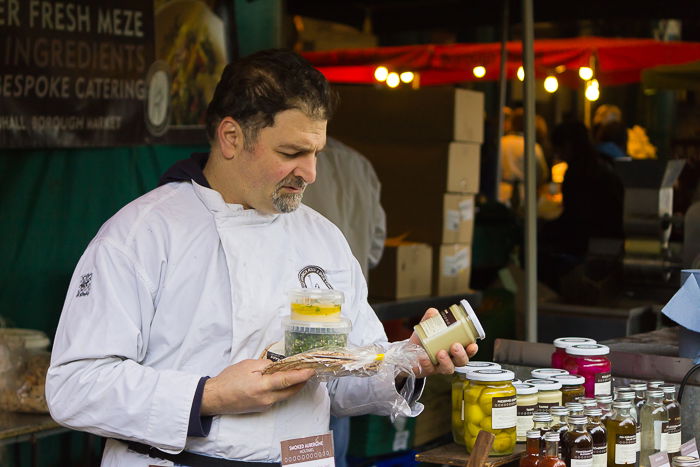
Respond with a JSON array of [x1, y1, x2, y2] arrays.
[[562, 415, 593, 467], [607, 400, 637, 466], [550, 405, 570, 456], [585, 407, 607, 467], [662, 384, 682, 462], [629, 382, 646, 412], [520, 430, 541, 467], [540, 432, 567, 467], [533, 412, 553, 454]]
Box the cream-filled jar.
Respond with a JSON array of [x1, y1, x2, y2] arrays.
[[514, 383, 538, 443], [525, 378, 563, 412]]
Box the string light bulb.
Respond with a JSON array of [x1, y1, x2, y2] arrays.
[[374, 66, 389, 82], [386, 72, 400, 88], [585, 79, 600, 101], [473, 66, 486, 78], [400, 71, 414, 83], [517, 66, 524, 81], [544, 76, 559, 93], [579, 67, 593, 81]]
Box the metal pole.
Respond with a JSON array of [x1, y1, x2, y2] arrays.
[[494, 0, 510, 202], [521, 0, 537, 343]]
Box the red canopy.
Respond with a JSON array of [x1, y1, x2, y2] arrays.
[[303, 37, 700, 87]]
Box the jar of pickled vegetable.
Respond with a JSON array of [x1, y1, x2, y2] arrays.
[[550, 374, 586, 403], [551, 337, 596, 369], [514, 383, 538, 443], [525, 378, 563, 412], [464, 369, 517, 456], [452, 366, 469, 445], [564, 344, 611, 397]]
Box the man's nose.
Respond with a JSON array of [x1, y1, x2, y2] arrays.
[[294, 153, 316, 184]]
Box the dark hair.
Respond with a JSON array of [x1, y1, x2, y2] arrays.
[[594, 121, 628, 150], [205, 49, 337, 149], [551, 120, 596, 167]]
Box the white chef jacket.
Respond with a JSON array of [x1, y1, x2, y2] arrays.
[[46, 180, 421, 466]]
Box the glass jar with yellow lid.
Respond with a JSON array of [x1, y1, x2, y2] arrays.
[[464, 369, 517, 456], [550, 374, 586, 403], [525, 378, 563, 412], [514, 383, 538, 443]]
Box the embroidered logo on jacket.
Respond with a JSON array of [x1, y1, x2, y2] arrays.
[[76, 273, 93, 297], [298, 265, 333, 289]]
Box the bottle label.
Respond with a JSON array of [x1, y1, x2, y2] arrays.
[[537, 401, 558, 412], [593, 444, 607, 467], [571, 448, 593, 467], [666, 416, 682, 453], [492, 395, 517, 429], [516, 405, 535, 438], [615, 434, 637, 464], [594, 372, 611, 395], [654, 420, 669, 451]]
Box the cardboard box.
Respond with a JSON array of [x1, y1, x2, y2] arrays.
[[436, 244, 472, 296], [369, 243, 432, 299], [330, 140, 480, 243], [442, 193, 475, 244], [330, 86, 484, 144]]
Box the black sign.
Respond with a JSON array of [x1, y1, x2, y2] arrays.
[[0, 0, 156, 147]]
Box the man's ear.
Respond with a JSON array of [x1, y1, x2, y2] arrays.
[[216, 117, 243, 160]]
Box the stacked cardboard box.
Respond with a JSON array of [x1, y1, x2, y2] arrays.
[[329, 85, 483, 296]]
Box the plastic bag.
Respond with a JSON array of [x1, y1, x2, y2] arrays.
[[0, 334, 50, 413]]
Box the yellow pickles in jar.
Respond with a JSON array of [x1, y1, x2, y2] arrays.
[[464, 369, 517, 456], [451, 362, 501, 445]]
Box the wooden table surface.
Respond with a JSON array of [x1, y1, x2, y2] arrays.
[[0, 411, 66, 444], [415, 442, 524, 466]]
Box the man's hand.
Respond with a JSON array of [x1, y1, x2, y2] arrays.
[[201, 359, 315, 416], [409, 307, 479, 377]]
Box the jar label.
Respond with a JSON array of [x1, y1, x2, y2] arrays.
[[491, 395, 517, 429], [594, 372, 611, 396], [666, 416, 682, 453], [537, 401, 557, 412], [419, 314, 449, 336], [615, 434, 637, 464], [516, 404, 536, 438], [654, 420, 669, 451], [439, 308, 458, 327], [571, 448, 593, 467]]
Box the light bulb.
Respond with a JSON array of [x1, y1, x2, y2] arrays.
[[517, 66, 524, 81], [544, 76, 558, 93], [579, 67, 593, 81], [585, 81, 600, 101], [400, 71, 414, 83], [386, 72, 400, 88], [374, 66, 389, 82], [473, 66, 486, 78]]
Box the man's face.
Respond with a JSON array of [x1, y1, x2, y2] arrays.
[[236, 109, 326, 214]]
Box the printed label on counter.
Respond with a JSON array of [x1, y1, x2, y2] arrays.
[[516, 404, 536, 438], [648, 451, 671, 467], [615, 434, 637, 465], [491, 395, 517, 429], [680, 438, 699, 458], [594, 372, 611, 396], [281, 433, 334, 467]]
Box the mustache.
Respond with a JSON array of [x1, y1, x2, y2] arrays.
[[276, 175, 307, 191]]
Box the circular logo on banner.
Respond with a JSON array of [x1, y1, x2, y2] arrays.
[[145, 61, 170, 137]]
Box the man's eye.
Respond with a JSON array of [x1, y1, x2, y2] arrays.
[[279, 151, 301, 158]]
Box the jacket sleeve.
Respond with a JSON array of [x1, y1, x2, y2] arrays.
[[46, 238, 201, 453]]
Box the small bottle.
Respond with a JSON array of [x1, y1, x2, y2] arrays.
[[413, 299, 485, 365], [520, 430, 542, 467], [595, 394, 613, 427], [562, 415, 593, 467], [533, 412, 553, 454], [525, 378, 563, 412], [540, 432, 567, 467], [673, 457, 700, 467], [629, 382, 647, 412], [607, 400, 637, 467], [585, 407, 607, 467], [647, 380, 664, 390], [551, 374, 586, 404], [614, 386, 634, 400], [565, 402, 585, 416], [515, 383, 539, 443], [661, 384, 682, 461], [550, 406, 570, 457], [616, 390, 640, 462], [580, 397, 597, 410], [640, 389, 669, 467]]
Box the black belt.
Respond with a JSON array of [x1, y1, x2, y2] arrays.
[[125, 441, 281, 467]]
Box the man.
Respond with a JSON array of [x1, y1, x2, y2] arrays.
[[46, 49, 476, 466]]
